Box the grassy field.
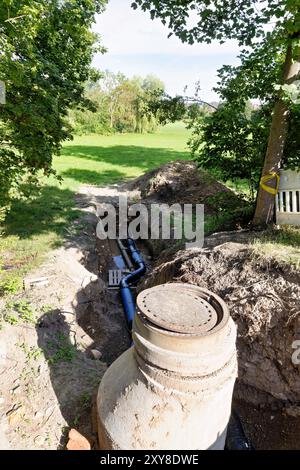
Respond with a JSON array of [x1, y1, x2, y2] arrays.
[[0, 122, 191, 296], [56, 121, 191, 188]]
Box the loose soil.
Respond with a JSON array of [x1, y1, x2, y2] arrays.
[[126, 159, 234, 211]]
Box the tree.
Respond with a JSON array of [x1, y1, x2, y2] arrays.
[[142, 74, 165, 93], [99, 71, 126, 129], [144, 90, 186, 125], [0, 0, 107, 213], [189, 37, 300, 203], [189, 102, 270, 202], [70, 72, 166, 135], [113, 74, 166, 133], [253, 43, 300, 225], [132, 0, 300, 226]]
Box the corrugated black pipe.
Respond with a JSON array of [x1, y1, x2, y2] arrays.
[[120, 239, 146, 331], [116, 238, 133, 270]]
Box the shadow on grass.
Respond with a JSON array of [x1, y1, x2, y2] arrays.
[[3, 145, 190, 243], [61, 168, 126, 185], [4, 185, 79, 240], [61, 145, 190, 171]]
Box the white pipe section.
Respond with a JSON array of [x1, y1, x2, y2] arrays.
[[97, 283, 237, 450]]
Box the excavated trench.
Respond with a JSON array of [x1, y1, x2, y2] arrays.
[[75, 181, 300, 450], [77, 236, 151, 367], [77, 237, 130, 367], [73, 225, 300, 449], [73, 163, 300, 449], [52, 172, 300, 450], [136, 234, 300, 449]]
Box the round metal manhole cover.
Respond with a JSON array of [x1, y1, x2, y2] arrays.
[[137, 284, 221, 334]]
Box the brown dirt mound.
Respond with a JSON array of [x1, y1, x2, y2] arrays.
[[126, 160, 234, 214], [142, 236, 300, 410]]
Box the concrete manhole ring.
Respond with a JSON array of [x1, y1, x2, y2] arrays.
[[136, 283, 223, 334]]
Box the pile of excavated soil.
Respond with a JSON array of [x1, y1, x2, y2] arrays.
[[125, 160, 246, 257], [126, 160, 235, 214], [142, 235, 300, 411]]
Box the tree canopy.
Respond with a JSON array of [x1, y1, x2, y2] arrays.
[[132, 1, 300, 46], [0, 0, 106, 212], [70, 72, 166, 134], [189, 36, 300, 195]]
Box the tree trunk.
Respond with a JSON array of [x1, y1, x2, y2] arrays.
[[109, 104, 114, 128], [252, 44, 300, 227]]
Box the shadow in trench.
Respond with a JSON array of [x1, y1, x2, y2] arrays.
[[36, 310, 107, 449], [73, 239, 132, 367]]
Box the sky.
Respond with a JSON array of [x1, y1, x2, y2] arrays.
[[93, 0, 241, 102]]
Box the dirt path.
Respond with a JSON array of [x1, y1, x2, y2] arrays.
[[0, 182, 141, 450]]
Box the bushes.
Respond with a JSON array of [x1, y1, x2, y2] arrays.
[[69, 108, 112, 135], [188, 102, 270, 201]]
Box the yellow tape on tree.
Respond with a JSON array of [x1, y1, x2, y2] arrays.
[[259, 172, 280, 195]]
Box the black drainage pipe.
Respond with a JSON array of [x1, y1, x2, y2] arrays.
[[225, 411, 253, 450], [116, 237, 134, 270], [120, 239, 146, 331]]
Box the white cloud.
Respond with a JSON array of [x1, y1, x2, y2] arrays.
[[94, 0, 239, 57]]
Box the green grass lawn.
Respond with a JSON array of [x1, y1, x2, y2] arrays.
[[56, 121, 191, 188], [0, 122, 191, 296], [251, 225, 300, 269]]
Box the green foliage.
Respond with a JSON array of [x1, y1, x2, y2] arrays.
[[132, 1, 300, 46], [145, 91, 187, 125], [141, 86, 213, 127], [0, 183, 80, 301], [0, 0, 107, 210], [3, 300, 35, 325], [284, 107, 300, 169], [47, 333, 77, 364], [0, 124, 190, 301], [206, 191, 249, 215], [190, 97, 300, 201], [189, 102, 270, 200], [0, 272, 21, 296], [132, 1, 300, 223], [188, 33, 300, 199], [70, 107, 112, 135], [216, 37, 284, 104], [18, 342, 43, 361], [275, 81, 300, 105], [205, 206, 254, 235], [70, 71, 166, 135], [205, 192, 254, 232]]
